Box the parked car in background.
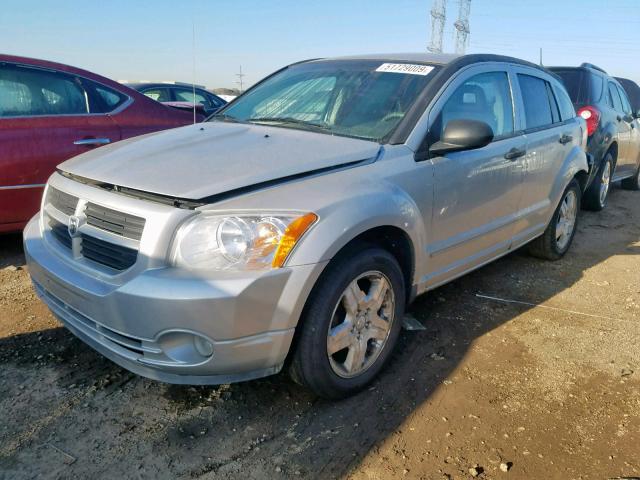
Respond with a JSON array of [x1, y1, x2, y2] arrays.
[[549, 63, 640, 208], [615, 77, 640, 116], [25, 53, 588, 398], [125, 82, 226, 117], [0, 54, 197, 233]]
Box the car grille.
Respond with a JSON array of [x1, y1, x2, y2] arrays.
[[84, 202, 145, 241], [47, 186, 78, 216], [80, 234, 138, 270], [49, 219, 73, 249], [44, 187, 145, 272]]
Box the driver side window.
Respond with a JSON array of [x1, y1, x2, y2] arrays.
[[434, 71, 514, 141]]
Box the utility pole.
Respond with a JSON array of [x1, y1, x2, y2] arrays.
[[454, 0, 472, 55], [235, 65, 246, 93], [428, 0, 447, 54]]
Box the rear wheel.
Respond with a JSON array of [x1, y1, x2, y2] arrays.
[[528, 179, 581, 260], [289, 247, 405, 399], [583, 153, 613, 211], [621, 164, 640, 191]]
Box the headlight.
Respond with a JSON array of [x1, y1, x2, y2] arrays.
[[171, 212, 317, 270]]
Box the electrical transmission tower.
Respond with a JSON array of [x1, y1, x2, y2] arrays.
[[454, 0, 472, 54], [427, 0, 447, 54], [235, 65, 246, 92]]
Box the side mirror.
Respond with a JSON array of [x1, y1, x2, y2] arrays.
[[429, 119, 494, 156]]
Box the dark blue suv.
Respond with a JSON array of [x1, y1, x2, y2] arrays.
[[549, 63, 640, 210]]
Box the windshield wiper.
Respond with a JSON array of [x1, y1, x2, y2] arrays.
[[209, 113, 242, 123], [247, 116, 330, 132]]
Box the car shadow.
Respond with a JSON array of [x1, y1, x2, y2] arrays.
[[0, 233, 26, 269], [0, 187, 638, 479]]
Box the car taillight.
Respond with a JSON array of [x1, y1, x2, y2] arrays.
[[577, 106, 601, 137]]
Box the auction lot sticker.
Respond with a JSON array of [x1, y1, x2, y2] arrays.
[[375, 63, 434, 75]]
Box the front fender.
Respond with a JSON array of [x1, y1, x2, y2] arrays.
[[288, 178, 427, 275]]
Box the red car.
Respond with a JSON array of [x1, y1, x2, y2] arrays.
[[0, 54, 196, 233]]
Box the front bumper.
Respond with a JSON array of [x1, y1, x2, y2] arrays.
[[24, 216, 326, 385]]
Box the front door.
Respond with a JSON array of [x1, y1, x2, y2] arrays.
[[423, 67, 526, 287], [0, 63, 120, 230]]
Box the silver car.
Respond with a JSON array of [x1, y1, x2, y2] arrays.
[[24, 54, 588, 398]]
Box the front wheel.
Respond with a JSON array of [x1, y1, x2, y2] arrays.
[[289, 247, 405, 399], [528, 179, 581, 261]]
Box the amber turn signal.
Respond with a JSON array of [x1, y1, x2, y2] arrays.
[[272, 213, 318, 268]]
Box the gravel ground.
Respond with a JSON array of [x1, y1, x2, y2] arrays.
[[0, 185, 638, 480]]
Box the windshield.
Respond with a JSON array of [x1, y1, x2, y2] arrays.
[[212, 60, 440, 142]]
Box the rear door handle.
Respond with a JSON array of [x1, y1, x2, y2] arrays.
[[504, 147, 527, 160], [559, 134, 573, 145], [74, 138, 111, 146]]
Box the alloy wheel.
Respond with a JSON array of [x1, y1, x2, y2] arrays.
[[326, 271, 395, 378], [556, 189, 578, 251], [599, 160, 611, 206]]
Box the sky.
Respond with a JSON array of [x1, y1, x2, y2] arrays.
[[1, 0, 639, 89]]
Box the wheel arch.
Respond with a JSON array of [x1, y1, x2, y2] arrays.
[[328, 225, 416, 304]]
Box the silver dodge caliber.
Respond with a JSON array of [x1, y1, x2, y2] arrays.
[[25, 54, 588, 398]]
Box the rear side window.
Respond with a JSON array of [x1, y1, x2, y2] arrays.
[[518, 74, 558, 129], [616, 85, 632, 115], [0, 65, 88, 117], [608, 83, 623, 112], [554, 85, 576, 121], [437, 71, 514, 139]]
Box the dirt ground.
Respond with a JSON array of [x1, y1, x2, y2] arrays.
[[1, 185, 639, 480]]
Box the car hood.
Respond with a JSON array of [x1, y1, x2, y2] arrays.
[[59, 122, 381, 200]]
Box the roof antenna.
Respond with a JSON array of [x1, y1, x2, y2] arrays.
[[539, 47, 543, 66], [191, 15, 197, 124]]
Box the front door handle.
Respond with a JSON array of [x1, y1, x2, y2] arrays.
[[559, 134, 573, 145], [504, 147, 527, 161], [74, 138, 111, 146]]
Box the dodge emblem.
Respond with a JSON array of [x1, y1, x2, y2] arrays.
[[68, 216, 81, 238]]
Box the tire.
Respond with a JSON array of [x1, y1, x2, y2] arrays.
[[528, 179, 581, 261], [289, 247, 405, 399], [621, 164, 640, 191], [583, 153, 613, 211]]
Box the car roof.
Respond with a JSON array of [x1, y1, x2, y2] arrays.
[[125, 82, 208, 90], [0, 53, 120, 85], [0, 53, 147, 99], [309, 52, 547, 72], [548, 64, 610, 78], [319, 52, 460, 65]]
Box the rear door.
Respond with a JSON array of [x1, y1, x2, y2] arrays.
[[607, 81, 631, 176], [511, 67, 576, 240], [424, 66, 526, 286], [614, 83, 640, 176], [0, 63, 121, 229]]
